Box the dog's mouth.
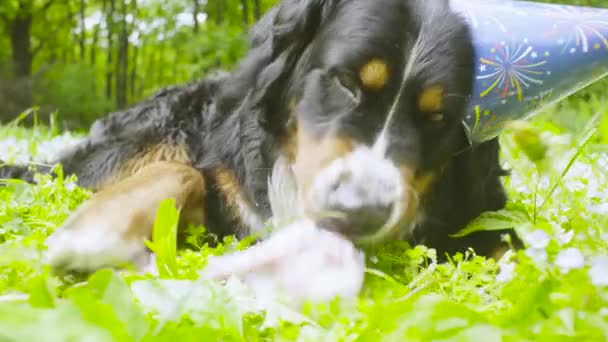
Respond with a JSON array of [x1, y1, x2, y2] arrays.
[[291, 145, 423, 244]]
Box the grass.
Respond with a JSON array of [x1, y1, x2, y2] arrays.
[[0, 102, 607, 342]]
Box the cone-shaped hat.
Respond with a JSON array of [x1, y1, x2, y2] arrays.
[[450, 0, 608, 143]]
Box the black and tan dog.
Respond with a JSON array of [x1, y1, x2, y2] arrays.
[[1, 0, 522, 272]]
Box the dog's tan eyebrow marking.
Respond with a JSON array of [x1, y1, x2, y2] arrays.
[[418, 85, 444, 113], [359, 59, 389, 91]]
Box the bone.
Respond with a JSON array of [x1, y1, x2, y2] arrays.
[[200, 218, 366, 304], [200, 156, 366, 304]]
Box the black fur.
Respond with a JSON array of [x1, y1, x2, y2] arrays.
[[0, 0, 522, 259]]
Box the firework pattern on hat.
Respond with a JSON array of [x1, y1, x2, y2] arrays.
[[450, 0, 608, 143]]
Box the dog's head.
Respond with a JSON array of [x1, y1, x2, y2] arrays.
[[222, 0, 475, 243]]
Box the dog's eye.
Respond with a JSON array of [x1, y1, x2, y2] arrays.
[[332, 72, 361, 102], [418, 86, 444, 113], [418, 85, 446, 127]]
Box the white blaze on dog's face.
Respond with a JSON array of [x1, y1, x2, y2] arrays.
[[278, 0, 475, 243]]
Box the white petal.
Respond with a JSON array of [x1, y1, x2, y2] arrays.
[[525, 248, 548, 263], [524, 230, 550, 249], [589, 256, 608, 287], [554, 248, 585, 274], [496, 262, 516, 283], [557, 229, 574, 245]]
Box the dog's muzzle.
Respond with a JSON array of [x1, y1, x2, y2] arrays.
[[303, 147, 413, 243]]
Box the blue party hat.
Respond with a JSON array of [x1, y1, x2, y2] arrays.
[[450, 0, 608, 143]]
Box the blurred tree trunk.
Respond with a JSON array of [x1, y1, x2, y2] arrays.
[[2, 0, 60, 120], [215, 0, 224, 25], [79, 0, 86, 61], [128, 0, 139, 103], [89, 0, 105, 99], [5, 4, 33, 120], [91, 0, 106, 67], [116, 0, 129, 108], [106, 0, 116, 101], [193, 0, 200, 34], [8, 8, 33, 80], [156, 43, 165, 86], [253, 0, 261, 20], [130, 46, 138, 101], [241, 0, 249, 26]]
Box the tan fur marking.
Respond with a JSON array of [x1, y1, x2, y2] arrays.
[[400, 167, 436, 195], [62, 161, 205, 243], [288, 98, 297, 112], [490, 244, 510, 261], [213, 168, 242, 216], [359, 59, 389, 91], [413, 174, 436, 195], [394, 167, 437, 228], [213, 168, 264, 234], [99, 142, 191, 190], [292, 128, 355, 196], [418, 85, 444, 113], [281, 120, 298, 163]]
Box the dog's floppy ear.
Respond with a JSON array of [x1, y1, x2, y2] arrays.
[[218, 0, 335, 126], [208, 1, 336, 219], [416, 136, 522, 259]]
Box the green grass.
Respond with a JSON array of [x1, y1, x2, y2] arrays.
[[0, 104, 607, 341]]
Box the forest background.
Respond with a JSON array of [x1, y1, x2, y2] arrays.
[[0, 0, 606, 132]]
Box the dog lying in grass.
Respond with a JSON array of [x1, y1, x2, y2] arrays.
[[48, 157, 367, 302], [0, 0, 523, 300]]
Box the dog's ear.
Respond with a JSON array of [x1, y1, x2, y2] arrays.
[[424, 137, 509, 232], [446, 137, 524, 256], [459, 138, 510, 214], [415, 136, 522, 259], [218, 0, 335, 125]]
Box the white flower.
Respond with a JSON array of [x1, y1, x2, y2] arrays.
[[35, 133, 82, 162], [525, 248, 548, 263], [589, 256, 608, 287], [590, 203, 608, 215], [64, 181, 77, 192], [554, 248, 585, 274], [496, 262, 516, 283], [557, 229, 574, 245], [524, 230, 550, 249]]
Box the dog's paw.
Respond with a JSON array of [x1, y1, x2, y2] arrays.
[[45, 162, 206, 274], [46, 228, 149, 274], [45, 201, 151, 273]]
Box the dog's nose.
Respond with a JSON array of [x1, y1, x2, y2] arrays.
[[316, 201, 395, 237], [306, 148, 405, 241]]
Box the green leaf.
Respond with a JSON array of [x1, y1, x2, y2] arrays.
[[26, 272, 55, 308], [451, 207, 529, 238], [435, 324, 503, 342], [144, 198, 181, 278], [92, 270, 149, 342], [67, 270, 149, 341], [0, 301, 115, 342]]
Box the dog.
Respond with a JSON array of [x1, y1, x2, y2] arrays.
[[1, 0, 523, 272]]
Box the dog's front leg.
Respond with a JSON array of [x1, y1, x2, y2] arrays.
[[46, 161, 205, 274]]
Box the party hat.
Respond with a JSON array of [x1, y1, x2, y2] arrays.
[[450, 0, 608, 143]]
